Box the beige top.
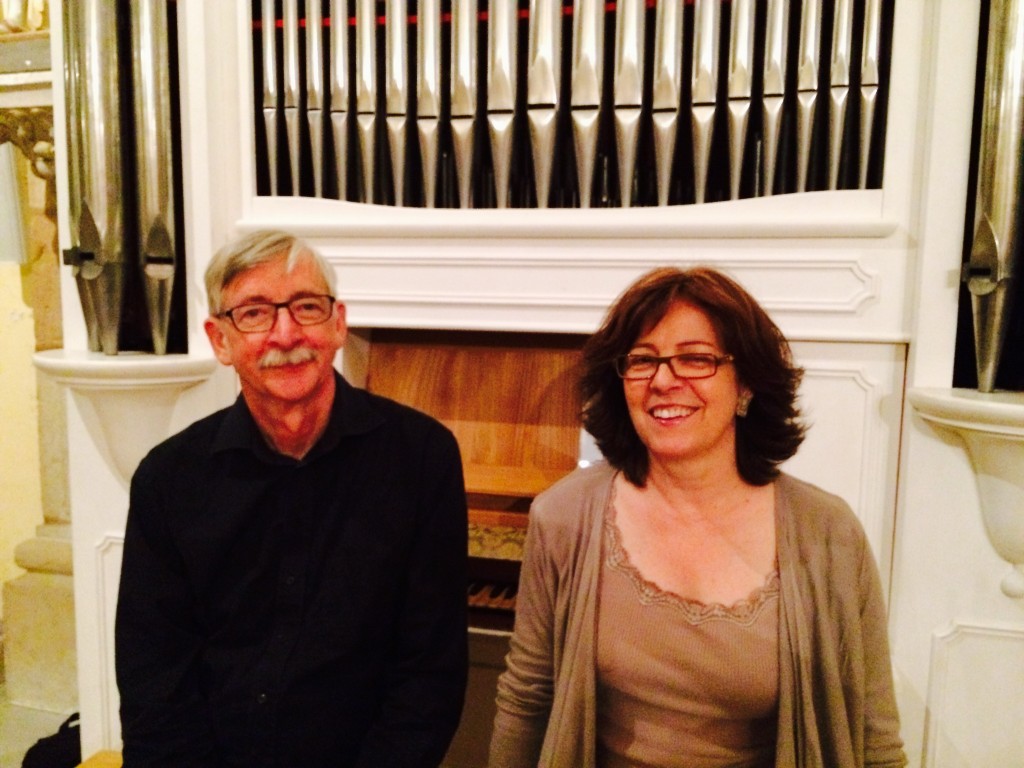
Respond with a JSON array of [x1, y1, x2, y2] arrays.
[[596, 506, 779, 768], [489, 463, 906, 768]]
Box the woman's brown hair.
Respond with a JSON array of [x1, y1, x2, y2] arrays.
[[580, 266, 806, 486]]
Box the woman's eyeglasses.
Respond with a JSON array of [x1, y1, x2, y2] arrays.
[[615, 352, 734, 381]]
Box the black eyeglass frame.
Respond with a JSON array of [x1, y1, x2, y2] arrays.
[[614, 352, 735, 381], [218, 294, 336, 333]]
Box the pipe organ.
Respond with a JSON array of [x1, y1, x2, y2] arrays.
[[253, 0, 893, 208], [58, 1, 1014, 763]]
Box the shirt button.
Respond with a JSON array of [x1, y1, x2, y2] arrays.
[[257, 693, 268, 704], [284, 575, 296, 586]]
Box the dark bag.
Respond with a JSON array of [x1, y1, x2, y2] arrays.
[[21, 712, 81, 768]]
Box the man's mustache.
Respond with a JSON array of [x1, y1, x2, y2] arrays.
[[259, 347, 318, 368]]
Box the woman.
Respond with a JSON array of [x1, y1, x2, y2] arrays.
[[489, 267, 905, 768]]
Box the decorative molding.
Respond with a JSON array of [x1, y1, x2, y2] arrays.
[[94, 533, 124, 749], [0, 1, 50, 34], [803, 362, 886, 531], [728, 260, 880, 315], [327, 257, 882, 326], [924, 621, 1024, 767], [0, 104, 52, 178], [241, 189, 897, 241]]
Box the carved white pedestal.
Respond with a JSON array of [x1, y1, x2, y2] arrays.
[[908, 387, 1024, 598], [32, 349, 219, 751]]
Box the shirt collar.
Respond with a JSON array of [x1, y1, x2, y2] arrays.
[[212, 372, 385, 464]]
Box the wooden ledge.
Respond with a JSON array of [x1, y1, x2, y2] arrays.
[[78, 751, 122, 768]]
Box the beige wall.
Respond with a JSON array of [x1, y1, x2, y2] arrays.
[[0, 151, 62, 618], [0, 269, 42, 597]]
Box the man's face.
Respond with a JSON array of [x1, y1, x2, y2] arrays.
[[204, 254, 348, 410]]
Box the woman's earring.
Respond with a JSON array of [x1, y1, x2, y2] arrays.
[[736, 391, 752, 418]]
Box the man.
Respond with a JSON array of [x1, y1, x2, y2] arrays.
[[115, 230, 469, 766]]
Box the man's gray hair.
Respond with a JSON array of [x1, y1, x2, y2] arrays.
[[205, 229, 337, 314]]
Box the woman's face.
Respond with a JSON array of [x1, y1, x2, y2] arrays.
[[622, 300, 748, 473]]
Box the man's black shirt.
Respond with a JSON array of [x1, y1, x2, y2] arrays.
[[115, 375, 469, 767]]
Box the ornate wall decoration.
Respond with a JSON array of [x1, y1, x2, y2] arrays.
[[0, 105, 54, 179]]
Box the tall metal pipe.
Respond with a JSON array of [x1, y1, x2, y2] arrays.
[[450, 0, 478, 208], [526, 0, 562, 208], [651, 0, 684, 206], [330, 0, 352, 200], [796, 0, 823, 192], [964, 0, 1024, 392], [761, 0, 789, 196], [261, 0, 280, 194], [859, 0, 882, 189], [131, 0, 176, 355], [417, 0, 441, 207], [613, 0, 646, 207], [690, 0, 720, 204], [62, 0, 125, 355], [488, 0, 519, 209]]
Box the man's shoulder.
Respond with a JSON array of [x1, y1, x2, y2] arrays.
[[137, 405, 232, 471], [350, 385, 454, 440]]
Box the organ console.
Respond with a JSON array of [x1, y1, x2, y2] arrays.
[[363, 328, 584, 630]]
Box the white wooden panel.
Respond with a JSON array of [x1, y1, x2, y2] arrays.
[[925, 622, 1024, 767], [784, 342, 907, 582], [95, 535, 124, 749], [321, 244, 909, 343]]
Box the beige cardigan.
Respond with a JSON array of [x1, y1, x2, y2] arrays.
[[489, 463, 906, 768]]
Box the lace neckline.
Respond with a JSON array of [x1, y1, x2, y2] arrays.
[[604, 484, 780, 626]]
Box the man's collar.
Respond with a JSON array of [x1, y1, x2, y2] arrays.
[[212, 373, 385, 463]]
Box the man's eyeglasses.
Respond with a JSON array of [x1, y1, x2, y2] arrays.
[[219, 295, 335, 333], [615, 352, 734, 381]]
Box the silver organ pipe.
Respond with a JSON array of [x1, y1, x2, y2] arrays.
[[417, 0, 442, 207], [488, 0, 519, 209], [385, 0, 409, 205], [690, 0, 719, 205], [331, 0, 352, 201], [131, 0, 177, 355], [526, 0, 562, 208], [829, 0, 854, 191], [796, 0, 823, 193], [283, 0, 302, 194], [261, 0, 280, 195], [451, 0, 478, 208], [61, 0, 99, 351], [63, 0, 184, 354], [355, 0, 378, 202], [63, 0, 125, 354], [727, 0, 755, 202], [307, 0, 327, 199], [860, 0, 883, 190], [613, 0, 646, 208], [761, 0, 789, 197], [570, 0, 605, 208], [651, 0, 683, 207], [252, 0, 894, 208], [964, 0, 1024, 392]]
